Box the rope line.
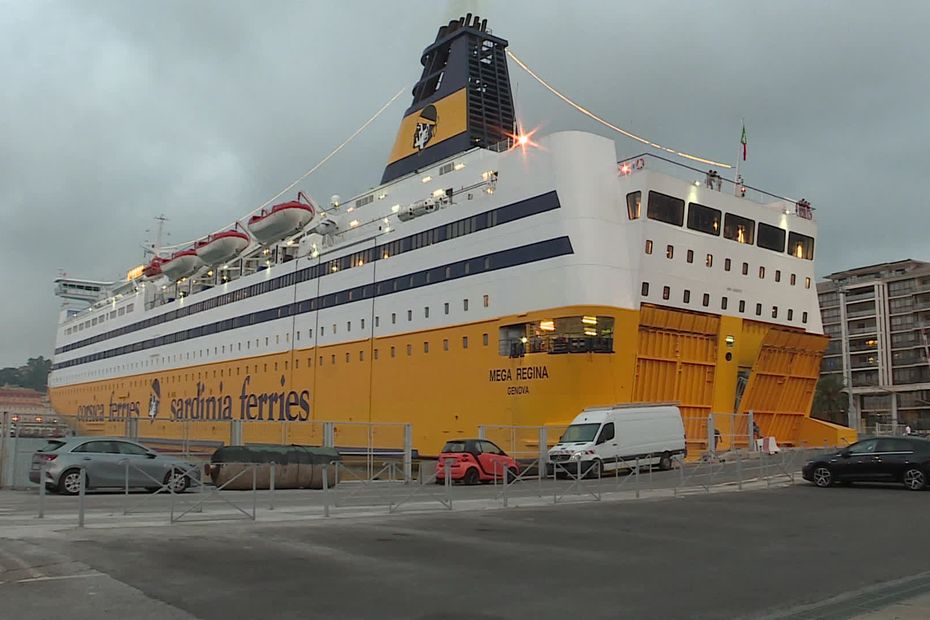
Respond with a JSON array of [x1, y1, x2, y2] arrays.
[[506, 49, 732, 169], [161, 87, 406, 251]]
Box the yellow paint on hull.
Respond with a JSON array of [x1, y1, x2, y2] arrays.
[[50, 305, 855, 455]]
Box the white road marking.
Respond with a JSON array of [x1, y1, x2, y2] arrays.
[[16, 573, 103, 584]]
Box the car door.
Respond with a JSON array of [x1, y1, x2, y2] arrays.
[[594, 423, 617, 468], [873, 438, 914, 482], [71, 440, 123, 487], [114, 441, 162, 487], [837, 439, 880, 481], [478, 441, 508, 478]]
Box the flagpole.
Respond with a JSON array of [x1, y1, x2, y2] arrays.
[[734, 117, 743, 196]]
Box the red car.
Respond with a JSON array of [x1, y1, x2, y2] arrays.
[[435, 439, 520, 484]]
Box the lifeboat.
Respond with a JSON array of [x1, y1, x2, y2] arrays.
[[195, 230, 250, 266], [160, 249, 204, 281], [247, 201, 315, 245], [143, 257, 163, 279]]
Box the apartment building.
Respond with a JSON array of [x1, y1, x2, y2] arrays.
[[818, 259, 930, 432]]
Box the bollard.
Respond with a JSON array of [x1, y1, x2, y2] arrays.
[[322, 462, 330, 518], [676, 457, 684, 496], [38, 463, 46, 518], [269, 462, 275, 511], [501, 464, 509, 509], [78, 467, 86, 528], [251, 465, 257, 520], [737, 450, 743, 491], [444, 458, 453, 510]]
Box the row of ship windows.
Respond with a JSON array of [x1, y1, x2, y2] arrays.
[[628, 191, 815, 259], [56, 191, 560, 354], [66, 304, 135, 335], [57, 334, 493, 390], [644, 240, 813, 288], [640, 282, 809, 323]]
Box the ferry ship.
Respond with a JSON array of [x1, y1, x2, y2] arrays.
[[48, 15, 854, 455]]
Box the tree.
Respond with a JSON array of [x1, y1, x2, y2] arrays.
[[812, 374, 849, 426], [0, 356, 52, 392]]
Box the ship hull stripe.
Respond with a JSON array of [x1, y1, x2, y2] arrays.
[[53, 236, 574, 370], [56, 191, 561, 356]]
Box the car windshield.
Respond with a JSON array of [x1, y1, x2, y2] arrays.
[[37, 440, 66, 453], [560, 424, 601, 443], [441, 441, 468, 453]]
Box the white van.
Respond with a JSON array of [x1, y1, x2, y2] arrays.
[[548, 404, 686, 477]]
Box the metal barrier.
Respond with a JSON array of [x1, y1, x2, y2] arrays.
[[171, 463, 258, 523]]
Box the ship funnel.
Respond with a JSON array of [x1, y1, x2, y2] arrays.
[[381, 15, 515, 184]]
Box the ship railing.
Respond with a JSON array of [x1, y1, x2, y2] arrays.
[[618, 152, 815, 220]]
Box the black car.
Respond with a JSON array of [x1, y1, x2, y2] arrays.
[[802, 437, 930, 491]]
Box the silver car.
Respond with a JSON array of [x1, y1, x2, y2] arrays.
[[29, 437, 199, 495]]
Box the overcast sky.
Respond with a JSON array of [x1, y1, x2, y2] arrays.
[[1, 0, 928, 367]]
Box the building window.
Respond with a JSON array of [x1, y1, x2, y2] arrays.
[[666, 245, 674, 259], [755, 303, 762, 316], [687, 249, 694, 263], [444, 302, 450, 315], [788, 232, 815, 260], [787, 309, 794, 321], [645, 240, 653, 254], [805, 277, 811, 289], [646, 191, 685, 226], [641, 282, 650, 296], [483, 294, 489, 308], [687, 202, 722, 235], [706, 254, 713, 268], [724, 258, 731, 272], [702, 293, 710, 307], [742, 262, 749, 276], [721, 297, 728, 310], [775, 270, 781, 283], [463, 299, 469, 311], [626, 191, 641, 220], [683, 290, 691, 303], [662, 286, 670, 300], [757, 223, 787, 252], [724, 213, 755, 244], [759, 266, 765, 279], [802, 311, 809, 323]]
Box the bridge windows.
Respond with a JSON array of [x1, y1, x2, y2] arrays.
[[687, 202, 721, 235], [647, 191, 684, 226], [626, 191, 641, 220], [758, 223, 786, 252], [724, 213, 755, 244]]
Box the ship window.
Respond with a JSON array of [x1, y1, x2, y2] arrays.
[[406, 344, 412, 356], [683, 290, 691, 303], [345, 352, 350, 363], [757, 223, 786, 252], [626, 191, 641, 220], [346, 321, 351, 332], [772, 306, 778, 318], [703, 293, 710, 307], [483, 294, 489, 308], [666, 245, 674, 259], [118, 308, 125, 316], [788, 232, 815, 260], [375, 317, 379, 328], [790, 273, 797, 286], [802, 311, 809, 323], [805, 277, 812, 289], [662, 286, 670, 300], [775, 270, 782, 283], [721, 297, 728, 310], [724, 258, 731, 272], [755, 303, 762, 316], [361, 318, 366, 330], [706, 254, 713, 268], [391, 313, 396, 324], [647, 191, 684, 226], [464, 299, 469, 311], [687, 249, 694, 263], [462, 336, 469, 349], [742, 262, 749, 276], [645, 240, 653, 255], [374, 349, 379, 360], [444, 302, 450, 315], [443, 339, 449, 351], [423, 342, 429, 353], [724, 213, 755, 244], [391, 346, 396, 358], [483, 333, 489, 346], [424, 306, 430, 318], [687, 203, 721, 235], [787, 309, 794, 321], [759, 266, 765, 279], [127, 304, 134, 313], [407, 310, 413, 322], [739, 300, 746, 313], [641, 282, 649, 297]]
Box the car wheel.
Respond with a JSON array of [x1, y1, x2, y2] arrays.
[[58, 469, 86, 495], [659, 453, 672, 471], [587, 459, 603, 479], [463, 468, 480, 486], [812, 466, 833, 488], [903, 468, 927, 491], [164, 469, 189, 494]]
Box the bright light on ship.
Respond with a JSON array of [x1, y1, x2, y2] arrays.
[[520, 336, 528, 344], [582, 315, 598, 325], [421, 175, 432, 183], [350, 219, 359, 227], [517, 134, 529, 146], [454, 163, 465, 170], [584, 327, 597, 336], [432, 189, 445, 198], [391, 204, 401, 213], [539, 320, 555, 331]]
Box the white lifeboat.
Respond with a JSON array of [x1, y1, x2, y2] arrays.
[[247, 201, 315, 245], [160, 249, 204, 281], [195, 230, 250, 266]]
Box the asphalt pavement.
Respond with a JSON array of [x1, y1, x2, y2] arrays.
[[3, 479, 930, 620]]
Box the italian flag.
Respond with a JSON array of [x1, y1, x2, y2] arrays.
[[740, 123, 748, 161]]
